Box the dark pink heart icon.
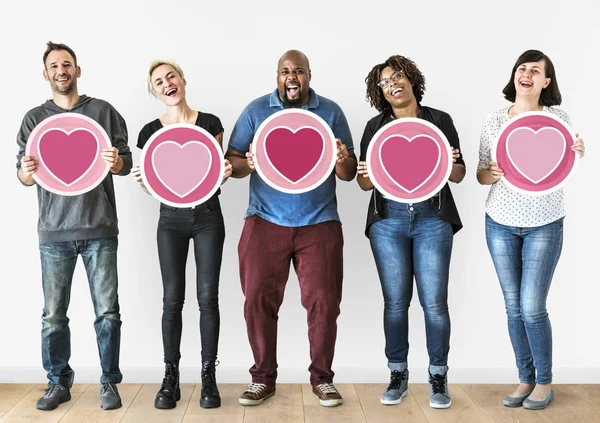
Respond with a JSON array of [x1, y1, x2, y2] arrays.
[[506, 127, 566, 184], [152, 141, 212, 198], [264, 127, 324, 184], [38, 128, 100, 186], [380, 135, 441, 193]]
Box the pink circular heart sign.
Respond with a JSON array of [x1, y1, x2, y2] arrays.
[[140, 124, 224, 208], [366, 118, 453, 203], [252, 109, 337, 194], [25, 113, 111, 196], [492, 111, 577, 195]]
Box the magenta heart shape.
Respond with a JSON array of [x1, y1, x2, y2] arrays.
[[506, 127, 566, 184], [38, 128, 100, 186], [379, 134, 441, 193], [152, 141, 212, 198], [264, 126, 325, 184]]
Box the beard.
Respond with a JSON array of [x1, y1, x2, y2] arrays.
[[50, 76, 77, 95]]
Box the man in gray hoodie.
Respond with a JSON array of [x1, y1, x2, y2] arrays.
[[16, 41, 132, 411]]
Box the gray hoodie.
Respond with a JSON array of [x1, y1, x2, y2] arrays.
[[16, 95, 132, 244]]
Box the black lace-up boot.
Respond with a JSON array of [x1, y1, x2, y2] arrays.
[[200, 360, 221, 408], [154, 362, 180, 409]]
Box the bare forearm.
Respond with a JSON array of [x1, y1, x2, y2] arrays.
[[357, 173, 374, 191], [449, 164, 466, 183], [226, 154, 252, 178], [477, 169, 497, 185], [335, 157, 357, 181]]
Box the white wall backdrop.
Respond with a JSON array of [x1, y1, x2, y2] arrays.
[[1, 0, 598, 384]]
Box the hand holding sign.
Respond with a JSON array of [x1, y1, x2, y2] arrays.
[[20, 156, 38, 176], [451, 148, 460, 163], [246, 143, 256, 172], [488, 161, 505, 182], [222, 159, 233, 184], [132, 164, 143, 183], [571, 134, 585, 158], [101, 147, 122, 173], [336, 138, 349, 164], [357, 161, 369, 178]]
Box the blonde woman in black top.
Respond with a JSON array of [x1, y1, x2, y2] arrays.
[[133, 60, 232, 410]]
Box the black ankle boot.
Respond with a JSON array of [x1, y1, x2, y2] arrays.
[[200, 360, 221, 408], [154, 362, 181, 409]]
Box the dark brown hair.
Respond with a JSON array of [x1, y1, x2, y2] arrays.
[[43, 41, 77, 68], [502, 49, 561, 106], [365, 55, 426, 114]]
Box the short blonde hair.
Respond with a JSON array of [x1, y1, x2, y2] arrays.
[[147, 60, 185, 96]]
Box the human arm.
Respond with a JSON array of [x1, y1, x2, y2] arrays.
[[103, 109, 132, 175], [332, 110, 357, 181], [441, 113, 466, 183]]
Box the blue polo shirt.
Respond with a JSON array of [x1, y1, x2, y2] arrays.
[[228, 88, 354, 227]]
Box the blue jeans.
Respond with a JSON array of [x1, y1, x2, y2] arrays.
[[39, 236, 122, 387], [369, 197, 453, 369], [485, 214, 563, 385]]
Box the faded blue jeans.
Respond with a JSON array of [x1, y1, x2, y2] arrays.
[[369, 197, 453, 371], [485, 214, 563, 385], [39, 236, 122, 387]]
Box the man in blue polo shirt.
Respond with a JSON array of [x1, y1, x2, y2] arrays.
[[226, 50, 356, 408]]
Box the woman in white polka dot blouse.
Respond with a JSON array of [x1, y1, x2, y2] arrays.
[[476, 49, 585, 410]]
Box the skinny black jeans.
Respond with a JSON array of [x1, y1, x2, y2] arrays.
[[157, 198, 225, 364]]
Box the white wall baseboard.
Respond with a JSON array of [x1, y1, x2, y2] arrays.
[[2, 367, 599, 384]]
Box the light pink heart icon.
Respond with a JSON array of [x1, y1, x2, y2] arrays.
[[379, 134, 441, 193], [264, 126, 325, 184], [506, 127, 566, 184], [152, 141, 212, 198], [38, 128, 100, 186]]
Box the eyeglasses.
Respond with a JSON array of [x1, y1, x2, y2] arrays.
[[377, 71, 405, 89]]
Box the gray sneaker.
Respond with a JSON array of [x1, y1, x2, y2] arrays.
[[36, 382, 71, 410], [380, 369, 409, 405], [428, 371, 451, 409], [100, 383, 122, 410]]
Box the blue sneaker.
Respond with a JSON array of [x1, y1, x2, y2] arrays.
[[428, 371, 451, 409], [380, 369, 408, 405]]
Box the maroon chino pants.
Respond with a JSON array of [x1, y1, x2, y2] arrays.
[[238, 214, 344, 386]]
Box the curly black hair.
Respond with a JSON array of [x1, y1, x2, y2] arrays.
[[365, 55, 425, 114]]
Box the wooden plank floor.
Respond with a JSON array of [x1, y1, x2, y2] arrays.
[[0, 383, 598, 422]]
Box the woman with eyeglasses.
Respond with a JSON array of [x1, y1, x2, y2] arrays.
[[132, 60, 232, 410], [477, 49, 585, 410], [357, 55, 465, 409]]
